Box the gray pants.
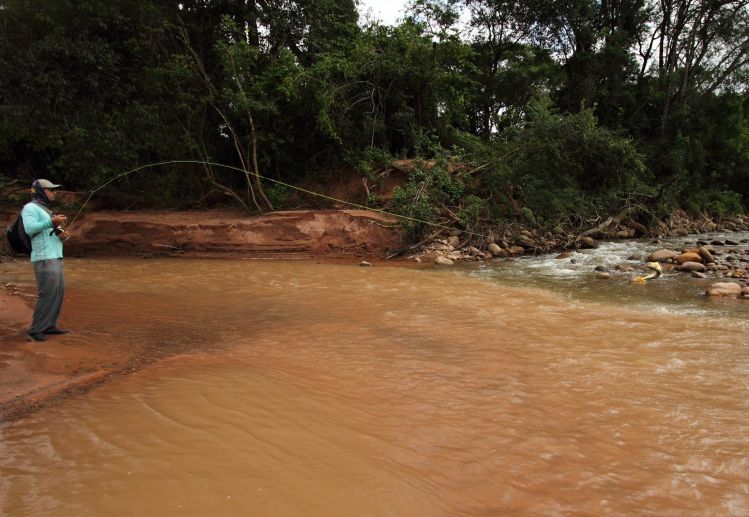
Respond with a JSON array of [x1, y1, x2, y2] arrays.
[[29, 258, 65, 334]]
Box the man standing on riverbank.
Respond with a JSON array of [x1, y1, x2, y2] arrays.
[[22, 179, 69, 342]]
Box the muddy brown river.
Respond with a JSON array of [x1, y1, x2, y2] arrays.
[[1, 256, 748, 515]]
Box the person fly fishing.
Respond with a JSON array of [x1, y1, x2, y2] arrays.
[[22, 179, 70, 341]]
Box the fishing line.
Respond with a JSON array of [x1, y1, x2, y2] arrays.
[[66, 160, 489, 240]]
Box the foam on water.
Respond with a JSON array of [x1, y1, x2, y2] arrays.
[[466, 230, 749, 320]]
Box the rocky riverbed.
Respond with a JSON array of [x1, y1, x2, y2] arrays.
[[410, 212, 749, 301]]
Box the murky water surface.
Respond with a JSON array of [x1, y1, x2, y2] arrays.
[[2, 238, 748, 516]]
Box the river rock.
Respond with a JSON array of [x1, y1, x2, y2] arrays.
[[726, 239, 739, 246], [359, 261, 373, 267], [675, 252, 702, 264], [648, 249, 678, 262], [487, 243, 505, 257], [706, 282, 743, 298], [468, 246, 483, 256], [446, 235, 460, 247], [615, 264, 633, 272], [434, 256, 454, 266], [698, 246, 715, 264], [517, 235, 535, 248], [671, 227, 689, 237], [710, 240, 725, 246], [595, 272, 611, 280], [614, 230, 630, 239], [556, 251, 573, 259], [743, 287, 749, 298], [576, 236, 597, 249], [692, 272, 707, 278], [627, 221, 648, 235], [679, 261, 706, 272], [508, 246, 525, 255]]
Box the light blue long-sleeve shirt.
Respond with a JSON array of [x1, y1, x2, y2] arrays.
[[21, 201, 64, 262]]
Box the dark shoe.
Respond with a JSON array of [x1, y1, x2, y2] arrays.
[[44, 327, 70, 335], [27, 331, 48, 342]]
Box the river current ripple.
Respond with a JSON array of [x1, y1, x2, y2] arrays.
[[1, 235, 748, 516]]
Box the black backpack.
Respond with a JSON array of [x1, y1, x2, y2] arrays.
[[5, 212, 32, 255]]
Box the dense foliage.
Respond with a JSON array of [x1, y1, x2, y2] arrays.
[[1, 0, 748, 234]]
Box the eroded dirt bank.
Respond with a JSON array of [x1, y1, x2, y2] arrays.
[[0, 208, 404, 422], [61, 208, 403, 257]]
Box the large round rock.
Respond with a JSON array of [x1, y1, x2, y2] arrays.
[[705, 282, 743, 298], [679, 261, 706, 273], [647, 249, 678, 262]]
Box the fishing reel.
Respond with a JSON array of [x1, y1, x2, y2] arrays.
[[49, 214, 69, 241], [53, 225, 70, 241]]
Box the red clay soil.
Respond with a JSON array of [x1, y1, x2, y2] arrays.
[[63, 208, 404, 257], [0, 208, 404, 422]]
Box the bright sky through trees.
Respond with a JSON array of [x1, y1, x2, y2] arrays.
[[358, 0, 407, 25]]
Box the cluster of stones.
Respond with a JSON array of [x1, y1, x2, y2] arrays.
[[409, 228, 550, 266], [407, 213, 749, 301], [644, 239, 749, 299]]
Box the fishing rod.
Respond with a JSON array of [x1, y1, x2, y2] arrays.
[[66, 159, 489, 240]]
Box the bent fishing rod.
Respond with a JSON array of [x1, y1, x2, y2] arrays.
[[65, 159, 489, 240]]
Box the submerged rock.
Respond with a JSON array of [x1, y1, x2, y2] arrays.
[[434, 256, 454, 266], [705, 282, 743, 298]]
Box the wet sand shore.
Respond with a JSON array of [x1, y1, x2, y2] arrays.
[[0, 286, 167, 422]]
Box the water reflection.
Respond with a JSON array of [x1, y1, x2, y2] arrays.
[[1, 257, 748, 515]]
